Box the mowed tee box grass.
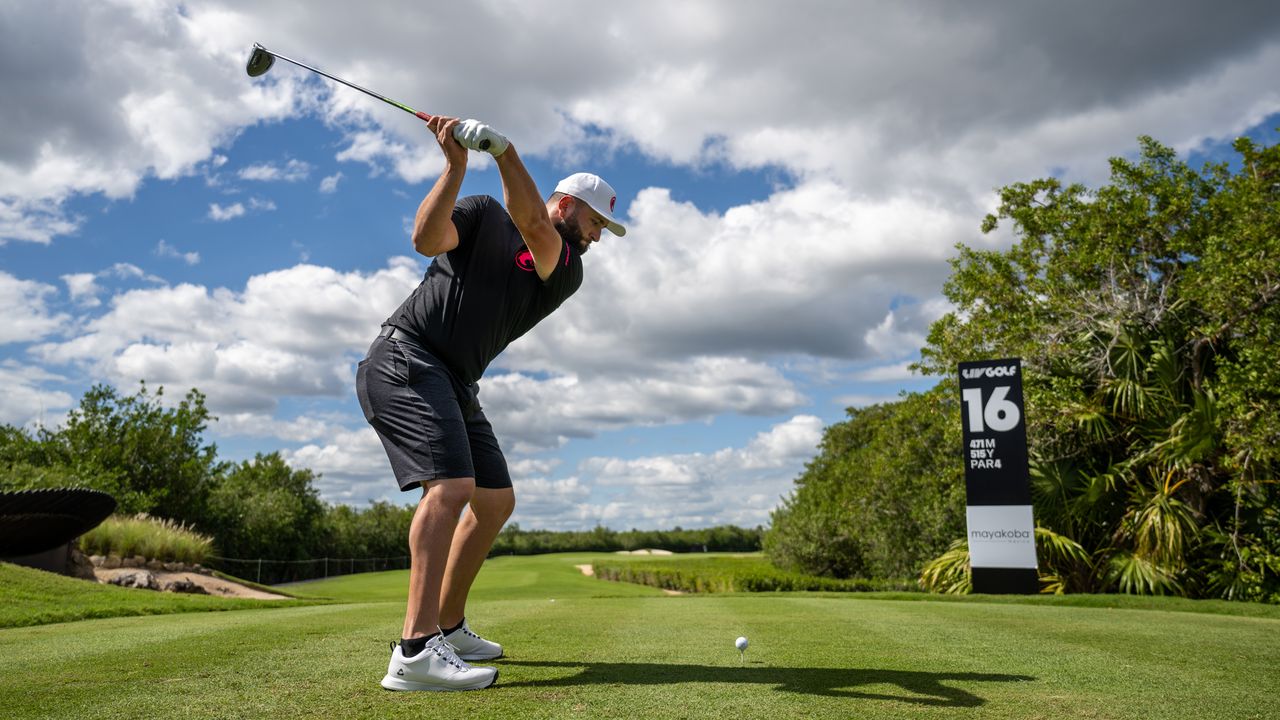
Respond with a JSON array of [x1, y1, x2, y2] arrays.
[[2, 553, 1279, 720]]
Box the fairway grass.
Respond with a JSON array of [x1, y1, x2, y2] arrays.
[[0, 562, 319, 629], [3, 553, 1278, 719]]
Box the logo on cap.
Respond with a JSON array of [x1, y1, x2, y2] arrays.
[[610, 196, 616, 212]]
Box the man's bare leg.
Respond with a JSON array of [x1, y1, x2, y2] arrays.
[[439, 486, 516, 627], [403, 477, 476, 639]]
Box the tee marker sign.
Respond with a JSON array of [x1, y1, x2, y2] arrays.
[[959, 358, 1038, 593]]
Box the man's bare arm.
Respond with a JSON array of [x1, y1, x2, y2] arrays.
[[411, 116, 466, 257], [494, 146, 562, 281]]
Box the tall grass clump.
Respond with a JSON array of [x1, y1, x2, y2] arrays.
[[79, 514, 214, 564]]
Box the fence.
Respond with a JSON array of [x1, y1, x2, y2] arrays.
[[206, 554, 410, 585]]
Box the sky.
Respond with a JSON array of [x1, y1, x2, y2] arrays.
[[3, 1, 1279, 532]]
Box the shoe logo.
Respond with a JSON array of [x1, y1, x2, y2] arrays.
[[396, 668, 404, 676]]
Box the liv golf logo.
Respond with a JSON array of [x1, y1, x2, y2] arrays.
[[958, 358, 1039, 594], [961, 364, 1018, 379]]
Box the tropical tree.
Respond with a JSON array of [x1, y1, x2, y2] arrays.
[[766, 387, 966, 580], [917, 136, 1280, 600], [0, 383, 222, 518], [203, 452, 327, 560]]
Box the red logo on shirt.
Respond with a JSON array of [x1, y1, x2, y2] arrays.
[[515, 247, 535, 272]]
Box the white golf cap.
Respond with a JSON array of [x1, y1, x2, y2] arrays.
[[554, 172, 626, 237]]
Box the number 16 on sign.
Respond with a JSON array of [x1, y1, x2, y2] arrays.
[[962, 385, 1021, 433]]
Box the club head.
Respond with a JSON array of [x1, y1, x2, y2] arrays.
[[246, 43, 275, 77]]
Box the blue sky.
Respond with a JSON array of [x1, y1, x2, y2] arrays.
[[3, 1, 1279, 530]]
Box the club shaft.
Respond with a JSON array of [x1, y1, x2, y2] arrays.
[[262, 46, 420, 117]]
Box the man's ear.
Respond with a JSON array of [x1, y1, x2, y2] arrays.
[[556, 194, 577, 217]]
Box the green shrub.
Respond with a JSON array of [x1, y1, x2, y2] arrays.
[[79, 514, 214, 564], [592, 555, 917, 593]]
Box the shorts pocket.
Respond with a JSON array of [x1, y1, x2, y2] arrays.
[[355, 358, 377, 423]]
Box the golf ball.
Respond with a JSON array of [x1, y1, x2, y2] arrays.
[[735, 636, 748, 651]]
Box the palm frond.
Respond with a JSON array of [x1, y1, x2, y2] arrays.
[[1127, 466, 1201, 566], [1035, 526, 1091, 594], [919, 538, 971, 594], [1106, 551, 1184, 595]]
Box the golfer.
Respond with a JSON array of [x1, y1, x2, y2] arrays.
[[356, 115, 625, 691]]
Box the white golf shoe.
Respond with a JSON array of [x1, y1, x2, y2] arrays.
[[443, 619, 504, 661], [380, 634, 498, 692]]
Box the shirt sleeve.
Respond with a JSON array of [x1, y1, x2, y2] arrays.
[[447, 195, 492, 268], [538, 241, 584, 311]]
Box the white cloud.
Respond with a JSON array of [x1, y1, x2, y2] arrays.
[[0, 361, 74, 429], [58, 264, 166, 311], [61, 272, 102, 308], [508, 457, 562, 478], [0, 198, 81, 245], [31, 258, 426, 413], [102, 263, 166, 286], [238, 159, 311, 182], [156, 239, 200, 265], [481, 359, 806, 452], [208, 202, 245, 221], [319, 172, 342, 193], [334, 130, 442, 183], [285, 426, 394, 503], [0, 1, 308, 241], [507, 415, 825, 530], [3, 1, 1278, 247], [215, 412, 344, 443], [852, 361, 918, 383], [0, 272, 69, 344], [499, 181, 965, 379]]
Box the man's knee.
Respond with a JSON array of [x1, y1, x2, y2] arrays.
[[425, 477, 476, 511], [471, 487, 515, 526]]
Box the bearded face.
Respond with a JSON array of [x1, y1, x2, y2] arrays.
[[555, 201, 593, 254]]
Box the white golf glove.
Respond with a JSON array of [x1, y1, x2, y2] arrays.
[[453, 119, 509, 157]]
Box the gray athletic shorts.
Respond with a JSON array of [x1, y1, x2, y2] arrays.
[[355, 326, 512, 492]]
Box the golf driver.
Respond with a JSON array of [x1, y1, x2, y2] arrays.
[[246, 43, 489, 150]]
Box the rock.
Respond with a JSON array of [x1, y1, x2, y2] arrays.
[[102, 555, 122, 569], [109, 570, 159, 591], [193, 564, 211, 575], [161, 578, 208, 595], [145, 559, 165, 571], [121, 556, 140, 568], [90, 555, 105, 567], [163, 561, 183, 572], [67, 547, 97, 581]]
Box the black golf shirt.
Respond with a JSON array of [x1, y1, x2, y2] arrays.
[[386, 195, 583, 386]]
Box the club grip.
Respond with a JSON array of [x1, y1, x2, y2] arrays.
[[422, 114, 491, 152]]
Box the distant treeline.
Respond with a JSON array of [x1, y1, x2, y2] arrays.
[[491, 523, 762, 556]]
